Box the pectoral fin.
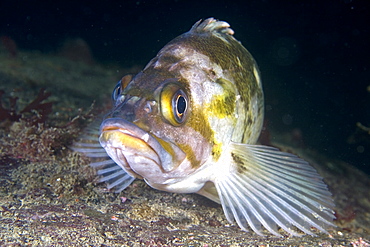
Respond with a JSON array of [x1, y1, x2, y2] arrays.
[[197, 181, 220, 203], [214, 142, 335, 236], [71, 122, 135, 192]]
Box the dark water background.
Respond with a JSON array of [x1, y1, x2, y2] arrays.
[[0, 0, 369, 174]]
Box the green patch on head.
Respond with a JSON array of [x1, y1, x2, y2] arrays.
[[207, 78, 237, 119], [211, 140, 222, 161], [209, 92, 236, 118], [178, 143, 201, 169], [186, 104, 225, 164], [187, 105, 214, 144]]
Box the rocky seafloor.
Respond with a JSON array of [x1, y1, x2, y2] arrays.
[[0, 45, 369, 246]]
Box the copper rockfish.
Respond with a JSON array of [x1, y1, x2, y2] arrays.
[[74, 18, 335, 236]]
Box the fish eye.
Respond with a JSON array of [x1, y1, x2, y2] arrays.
[[160, 84, 189, 126], [111, 74, 133, 104], [173, 90, 188, 123], [112, 81, 122, 101]]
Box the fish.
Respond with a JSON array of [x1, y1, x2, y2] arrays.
[[73, 18, 335, 236]]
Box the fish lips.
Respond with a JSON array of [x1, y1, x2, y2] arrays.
[[99, 118, 172, 179]]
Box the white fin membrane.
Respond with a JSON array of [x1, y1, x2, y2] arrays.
[[214, 143, 335, 236], [71, 123, 135, 192]]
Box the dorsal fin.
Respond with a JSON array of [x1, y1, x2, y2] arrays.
[[190, 18, 234, 36]]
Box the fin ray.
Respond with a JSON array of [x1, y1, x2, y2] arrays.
[[214, 143, 335, 236], [90, 159, 116, 168], [71, 121, 135, 192], [190, 18, 234, 37], [251, 155, 334, 206]]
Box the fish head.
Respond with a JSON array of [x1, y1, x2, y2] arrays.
[[99, 70, 215, 188]]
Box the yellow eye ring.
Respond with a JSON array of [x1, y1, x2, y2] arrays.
[[160, 83, 189, 126]]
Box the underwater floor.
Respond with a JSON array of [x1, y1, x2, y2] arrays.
[[0, 47, 369, 246]]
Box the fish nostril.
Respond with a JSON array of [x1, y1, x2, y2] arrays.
[[143, 101, 152, 114]]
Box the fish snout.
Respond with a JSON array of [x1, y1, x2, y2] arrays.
[[99, 118, 171, 180]]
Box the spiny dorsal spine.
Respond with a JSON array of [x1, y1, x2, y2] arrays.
[[190, 18, 235, 36]]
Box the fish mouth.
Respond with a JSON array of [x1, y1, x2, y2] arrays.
[[99, 118, 174, 179]]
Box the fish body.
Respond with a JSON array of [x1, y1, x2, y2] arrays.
[[74, 18, 335, 236]]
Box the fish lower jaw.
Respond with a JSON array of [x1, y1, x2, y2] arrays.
[[105, 144, 174, 180], [101, 146, 141, 179]]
